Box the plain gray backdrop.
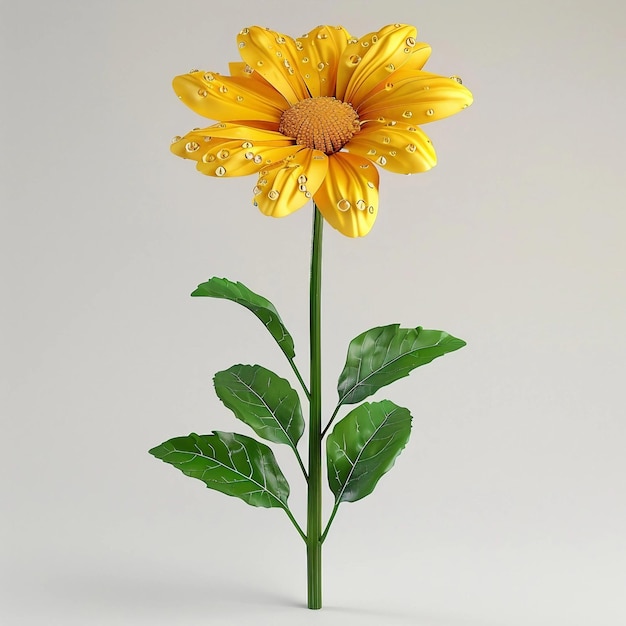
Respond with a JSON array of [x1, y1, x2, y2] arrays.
[[2, 1, 625, 624]]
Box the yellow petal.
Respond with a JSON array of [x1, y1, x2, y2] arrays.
[[294, 25, 352, 98], [358, 71, 473, 125], [313, 153, 379, 237], [255, 149, 328, 217], [171, 128, 297, 177], [337, 24, 419, 107], [345, 122, 436, 174], [237, 27, 310, 105], [173, 70, 288, 123]]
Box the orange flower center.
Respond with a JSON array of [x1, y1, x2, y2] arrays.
[[279, 97, 360, 154]]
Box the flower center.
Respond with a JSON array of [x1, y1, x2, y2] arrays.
[[279, 97, 360, 154]]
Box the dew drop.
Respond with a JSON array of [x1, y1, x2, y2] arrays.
[[387, 121, 397, 126], [305, 73, 311, 79], [283, 59, 291, 68], [356, 199, 366, 211], [383, 136, 391, 144], [254, 155, 263, 164], [389, 150, 397, 156], [317, 32, 328, 39], [367, 148, 377, 155], [198, 88, 208, 97], [276, 35, 286, 44], [423, 85, 430, 91], [204, 154, 215, 162], [295, 41, 304, 50], [462, 103, 469, 109], [347, 37, 358, 44], [245, 151, 254, 160], [299, 184, 307, 192], [240, 28, 250, 35], [238, 42, 246, 48], [385, 82, 394, 91], [253, 186, 262, 195], [298, 174, 308, 184], [257, 61, 264, 67], [402, 110, 413, 119], [406, 144, 417, 153], [302, 56, 309, 63], [361, 41, 370, 48], [215, 166, 226, 176], [449, 75, 463, 84], [386, 63, 395, 72], [236, 95, 244, 102], [337, 199, 351, 211], [268, 190, 280, 200], [408, 126, 417, 132], [317, 62, 325, 71], [288, 67, 295, 75], [406, 36, 416, 47], [359, 163, 370, 169], [259, 178, 268, 186], [171, 135, 182, 144], [204, 72, 215, 82], [371, 35, 379, 43], [377, 156, 387, 166], [368, 206, 375, 214], [242, 141, 253, 149], [426, 108, 434, 116], [185, 141, 200, 152], [305, 191, 312, 198], [244, 65, 253, 74], [219, 85, 228, 94], [367, 181, 375, 189], [218, 149, 230, 159], [189, 68, 199, 73], [276, 51, 283, 58]]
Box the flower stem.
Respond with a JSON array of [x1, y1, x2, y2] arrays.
[[307, 204, 323, 610]]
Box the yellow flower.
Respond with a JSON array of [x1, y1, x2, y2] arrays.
[[171, 24, 473, 237]]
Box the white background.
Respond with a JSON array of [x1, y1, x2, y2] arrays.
[[2, 1, 625, 624]]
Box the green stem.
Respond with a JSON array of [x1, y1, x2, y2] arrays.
[[306, 205, 324, 610], [284, 506, 307, 543], [288, 358, 311, 402], [320, 502, 339, 544], [321, 405, 340, 439]]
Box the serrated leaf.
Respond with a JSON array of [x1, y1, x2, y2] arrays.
[[191, 277, 295, 359], [149, 431, 290, 508], [214, 364, 304, 448], [326, 400, 412, 504], [337, 324, 466, 406]]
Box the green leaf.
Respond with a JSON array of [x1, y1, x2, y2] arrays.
[[214, 364, 304, 449], [192, 277, 295, 360], [149, 431, 290, 508], [337, 324, 466, 406], [326, 400, 412, 504]]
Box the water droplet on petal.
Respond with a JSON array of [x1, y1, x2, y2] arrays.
[[295, 41, 304, 50], [276, 35, 286, 44], [171, 135, 182, 144], [302, 57, 310, 63], [367, 148, 376, 155], [349, 55, 362, 64], [204, 73, 215, 82], [257, 61, 264, 67], [368, 206, 375, 214], [347, 37, 358, 44], [383, 136, 391, 144], [426, 108, 434, 116], [317, 62, 325, 71], [305, 191, 312, 198], [185, 141, 200, 152], [198, 89, 208, 97], [245, 151, 254, 160], [371, 35, 379, 43], [450, 75, 463, 84], [253, 186, 262, 195], [298, 174, 308, 184], [406, 144, 417, 153], [406, 36, 416, 47], [389, 150, 397, 156], [259, 178, 268, 186], [253, 155, 263, 164], [239, 42, 246, 48], [219, 85, 228, 94], [359, 163, 370, 169], [236, 95, 244, 102], [337, 199, 351, 211], [367, 181, 375, 189], [244, 65, 254, 74], [356, 199, 366, 211], [385, 82, 394, 91], [387, 121, 397, 126], [402, 110, 413, 119], [268, 190, 280, 200], [361, 41, 370, 48], [386, 63, 395, 72], [240, 28, 250, 35], [317, 32, 328, 39], [242, 141, 253, 149], [218, 149, 229, 159], [299, 184, 307, 192], [377, 156, 387, 166], [215, 166, 226, 176]]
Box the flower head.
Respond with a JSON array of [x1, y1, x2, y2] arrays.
[[171, 24, 473, 237]]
